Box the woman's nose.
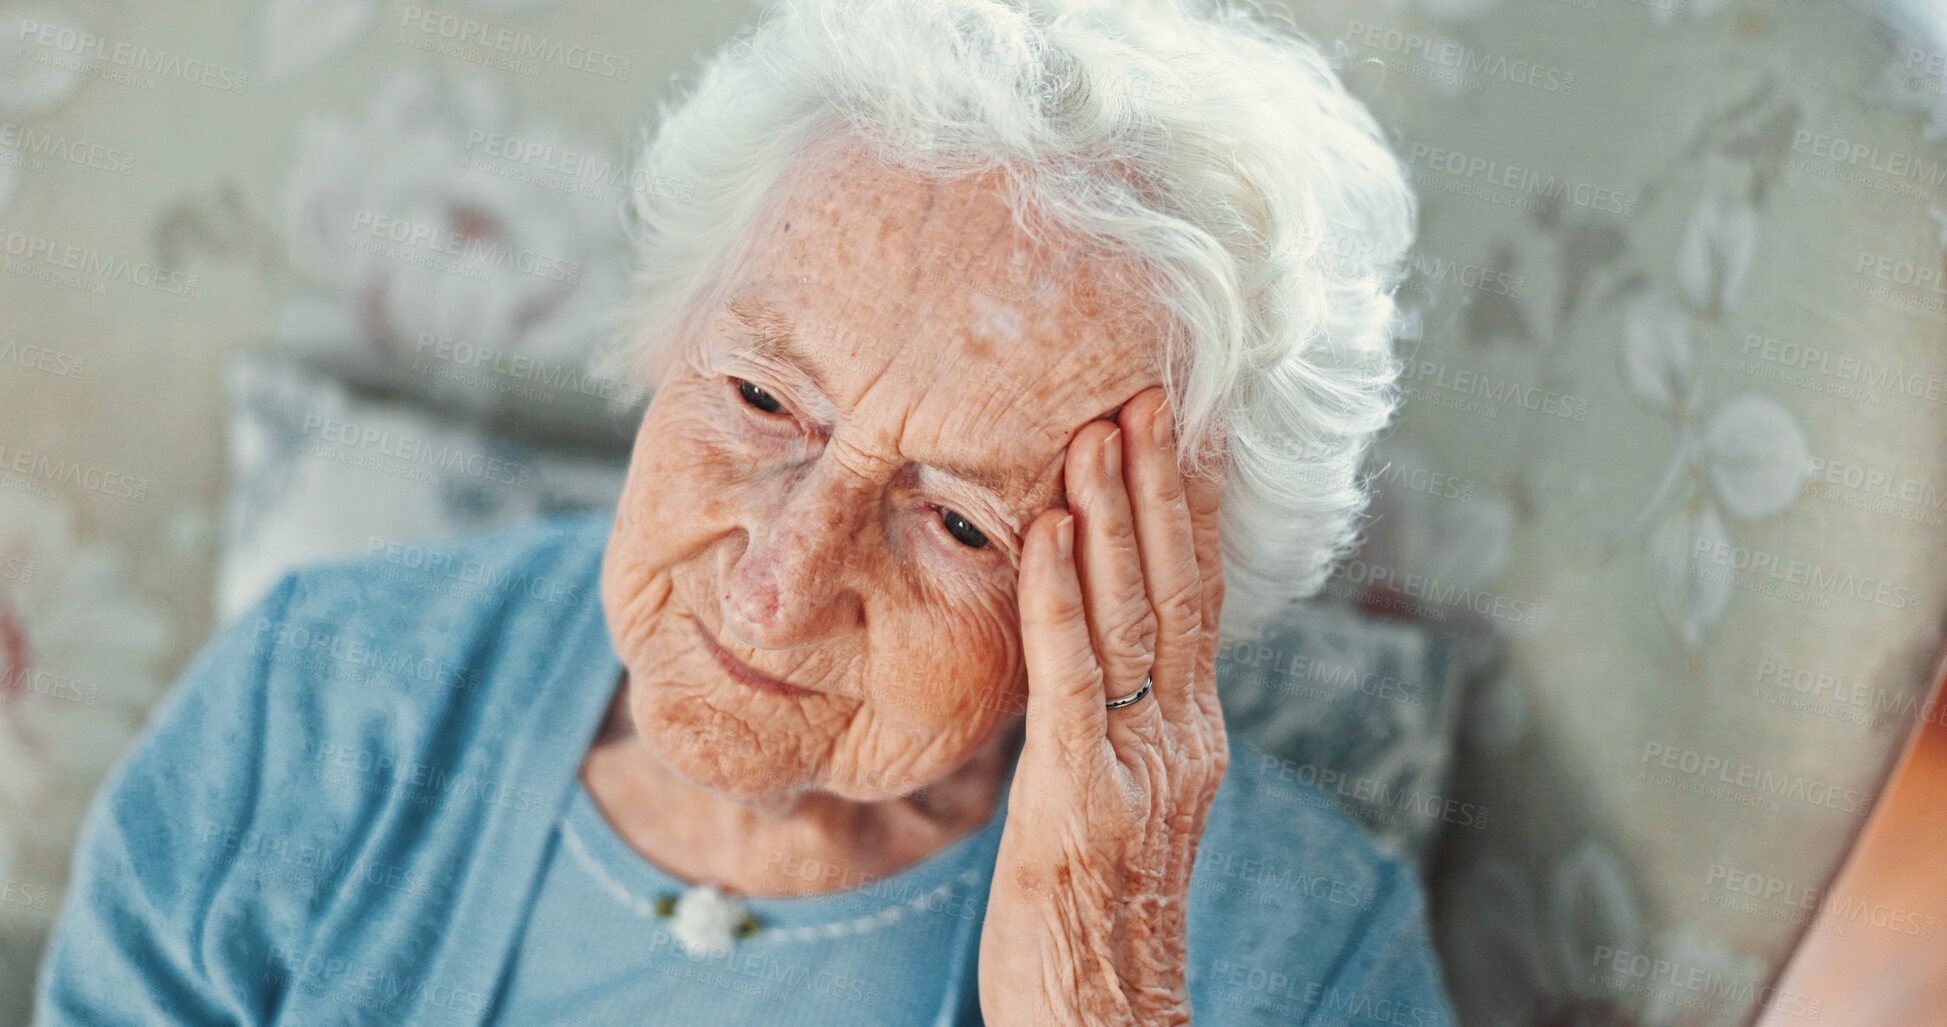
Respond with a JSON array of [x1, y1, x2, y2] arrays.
[[719, 467, 867, 650]]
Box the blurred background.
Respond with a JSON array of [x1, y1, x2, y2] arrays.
[[2, 0, 1944, 1023]]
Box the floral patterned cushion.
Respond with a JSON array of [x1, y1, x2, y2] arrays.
[[217, 354, 630, 624], [1290, 1, 1947, 1023]]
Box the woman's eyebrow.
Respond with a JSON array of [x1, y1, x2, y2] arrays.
[[919, 460, 1018, 502], [725, 296, 838, 401]]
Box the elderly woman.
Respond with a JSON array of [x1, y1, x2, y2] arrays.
[[39, 0, 1448, 1023]]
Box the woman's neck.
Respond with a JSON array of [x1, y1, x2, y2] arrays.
[[580, 682, 1021, 897]]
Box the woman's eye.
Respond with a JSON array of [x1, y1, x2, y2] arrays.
[[735, 378, 785, 415], [939, 507, 990, 550]]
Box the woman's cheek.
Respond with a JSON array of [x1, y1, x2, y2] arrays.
[[892, 507, 1021, 674], [637, 409, 758, 520], [882, 588, 1023, 729], [606, 405, 740, 621]]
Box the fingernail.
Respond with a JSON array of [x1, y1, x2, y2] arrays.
[[1101, 428, 1122, 480], [1056, 514, 1074, 559], [1151, 400, 1174, 448]]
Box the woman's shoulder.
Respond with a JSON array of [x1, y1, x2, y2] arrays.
[[121, 511, 618, 823], [39, 512, 620, 1023], [266, 511, 613, 636], [1187, 736, 1455, 1024], [233, 509, 616, 765], [253, 511, 612, 691]]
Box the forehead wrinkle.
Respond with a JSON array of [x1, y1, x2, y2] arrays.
[[743, 297, 1143, 522], [897, 323, 1138, 521], [732, 167, 1149, 524], [724, 290, 1054, 514]]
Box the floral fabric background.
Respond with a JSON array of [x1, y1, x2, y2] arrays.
[[2, 0, 1944, 1023], [1313, 1, 1947, 1023]]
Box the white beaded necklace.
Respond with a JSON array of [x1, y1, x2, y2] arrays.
[[560, 814, 983, 957]]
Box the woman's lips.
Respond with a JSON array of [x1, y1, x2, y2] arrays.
[[695, 619, 818, 698]]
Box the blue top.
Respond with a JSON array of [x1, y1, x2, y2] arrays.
[[36, 512, 1456, 1026]]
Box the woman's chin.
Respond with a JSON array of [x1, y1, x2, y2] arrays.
[[632, 697, 816, 797], [665, 752, 809, 802], [633, 701, 931, 804]]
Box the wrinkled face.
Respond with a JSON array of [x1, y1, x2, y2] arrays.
[[601, 140, 1160, 803]]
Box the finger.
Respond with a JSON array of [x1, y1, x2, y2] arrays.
[[1066, 420, 1160, 722], [1181, 441, 1229, 733], [1118, 389, 1207, 724], [1184, 452, 1226, 636], [1017, 508, 1109, 752]]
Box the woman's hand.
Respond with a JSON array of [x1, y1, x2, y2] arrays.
[[979, 387, 1229, 1026]]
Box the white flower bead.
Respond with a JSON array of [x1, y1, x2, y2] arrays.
[[670, 884, 747, 958]]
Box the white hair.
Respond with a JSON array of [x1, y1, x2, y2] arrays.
[[604, 0, 1416, 643]]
